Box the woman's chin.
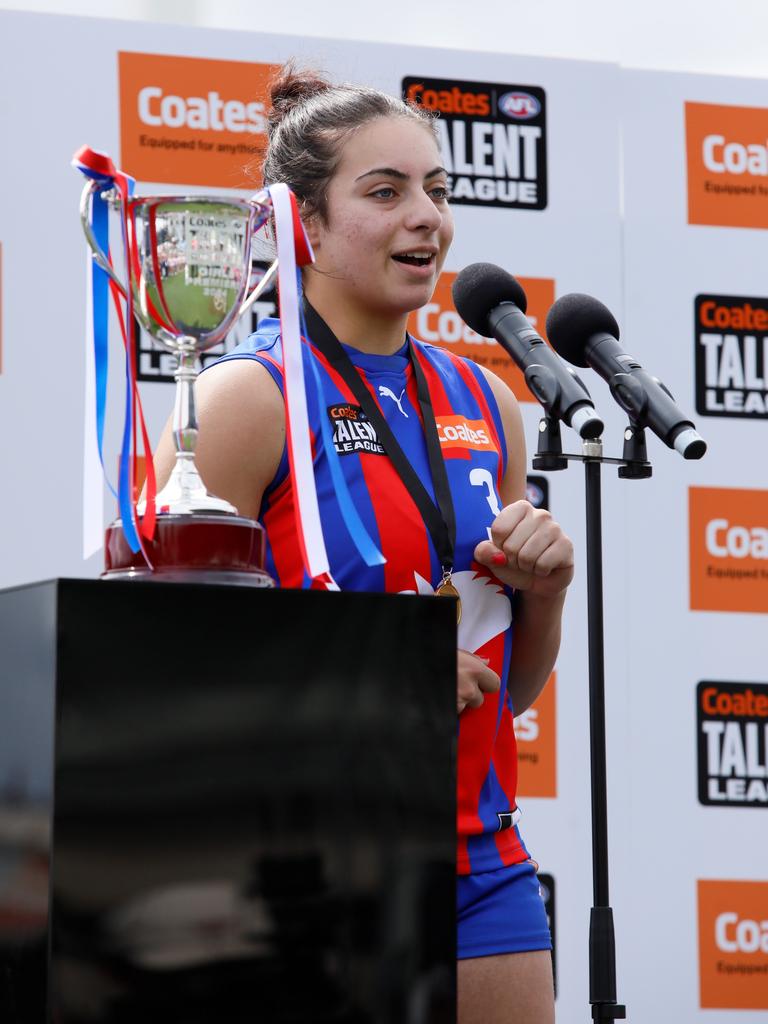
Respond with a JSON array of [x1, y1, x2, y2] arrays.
[[382, 280, 439, 317]]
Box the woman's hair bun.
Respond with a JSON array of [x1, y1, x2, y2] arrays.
[[268, 64, 333, 130]]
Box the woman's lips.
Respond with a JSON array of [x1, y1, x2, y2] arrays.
[[391, 252, 436, 277]]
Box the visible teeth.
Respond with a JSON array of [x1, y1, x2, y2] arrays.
[[402, 251, 432, 258]]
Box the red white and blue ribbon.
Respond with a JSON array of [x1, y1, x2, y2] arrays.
[[72, 145, 156, 560], [266, 183, 384, 584], [268, 182, 328, 581]]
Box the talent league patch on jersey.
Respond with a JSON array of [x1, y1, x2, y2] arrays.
[[327, 404, 385, 456], [436, 415, 495, 451]]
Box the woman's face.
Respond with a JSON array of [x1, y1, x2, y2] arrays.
[[305, 115, 454, 320]]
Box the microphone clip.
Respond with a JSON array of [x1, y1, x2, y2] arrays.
[[532, 415, 567, 471], [531, 415, 653, 479], [618, 423, 652, 480]]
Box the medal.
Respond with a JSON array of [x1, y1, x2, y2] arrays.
[[436, 569, 462, 624]]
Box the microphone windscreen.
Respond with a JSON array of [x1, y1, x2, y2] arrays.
[[545, 293, 621, 368], [451, 263, 528, 337]]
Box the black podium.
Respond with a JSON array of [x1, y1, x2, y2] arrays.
[[0, 579, 456, 1023]]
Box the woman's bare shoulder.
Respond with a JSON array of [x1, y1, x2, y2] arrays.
[[196, 355, 283, 409]]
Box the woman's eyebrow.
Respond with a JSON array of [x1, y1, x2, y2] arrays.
[[355, 165, 448, 182], [355, 166, 409, 182]]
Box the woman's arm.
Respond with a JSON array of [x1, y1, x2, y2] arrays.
[[473, 366, 574, 715], [152, 358, 285, 519]]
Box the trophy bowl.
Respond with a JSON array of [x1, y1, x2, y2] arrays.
[[80, 186, 277, 586]]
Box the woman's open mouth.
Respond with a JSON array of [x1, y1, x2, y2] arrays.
[[391, 250, 436, 270]]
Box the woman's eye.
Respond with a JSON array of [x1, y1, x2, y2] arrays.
[[370, 187, 397, 199], [429, 186, 452, 201]]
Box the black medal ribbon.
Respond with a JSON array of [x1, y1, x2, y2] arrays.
[[303, 301, 456, 577]]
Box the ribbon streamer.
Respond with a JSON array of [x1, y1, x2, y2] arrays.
[[268, 182, 329, 580], [266, 182, 384, 580], [73, 146, 157, 557]]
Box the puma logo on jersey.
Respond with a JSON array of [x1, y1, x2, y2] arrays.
[[378, 385, 409, 418]]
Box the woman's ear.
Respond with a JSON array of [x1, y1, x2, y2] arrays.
[[302, 210, 322, 252]]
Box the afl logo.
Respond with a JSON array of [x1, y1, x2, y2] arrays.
[[526, 479, 546, 508], [498, 91, 540, 120]]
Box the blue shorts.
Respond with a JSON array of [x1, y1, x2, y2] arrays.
[[457, 860, 552, 959]]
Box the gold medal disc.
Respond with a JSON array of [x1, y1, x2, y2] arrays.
[[436, 578, 462, 624]]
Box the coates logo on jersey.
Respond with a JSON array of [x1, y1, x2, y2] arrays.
[[408, 271, 555, 403], [435, 416, 493, 455], [698, 880, 768, 1009], [697, 681, 768, 807], [685, 101, 768, 229], [695, 294, 768, 418], [514, 672, 557, 798], [689, 487, 768, 613], [119, 52, 278, 187], [403, 77, 547, 209]]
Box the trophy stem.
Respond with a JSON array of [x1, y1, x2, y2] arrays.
[[153, 340, 238, 516], [173, 344, 200, 458]]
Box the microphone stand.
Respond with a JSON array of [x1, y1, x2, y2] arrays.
[[533, 414, 648, 1023]]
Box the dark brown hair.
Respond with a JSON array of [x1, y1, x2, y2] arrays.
[[261, 63, 437, 222]]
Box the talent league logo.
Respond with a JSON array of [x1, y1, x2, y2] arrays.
[[697, 681, 768, 806], [407, 271, 555, 403], [685, 101, 768, 229], [698, 880, 768, 1010], [689, 486, 768, 613], [695, 294, 768, 417], [403, 77, 547, 209], [327, 404, 385, 456], [119, 52, 278, 187], [515, 672, 557, 798]]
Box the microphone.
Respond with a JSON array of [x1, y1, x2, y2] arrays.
[[451, 263, 604, 440], [545, 293, 706, 460]]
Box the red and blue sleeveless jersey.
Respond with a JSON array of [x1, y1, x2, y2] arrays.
[[217, 318, 530, 875]]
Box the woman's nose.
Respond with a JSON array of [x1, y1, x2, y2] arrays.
[[403, 189, 443, 231]]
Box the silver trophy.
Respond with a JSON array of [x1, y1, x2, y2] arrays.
[[79, 184, 277, 582]]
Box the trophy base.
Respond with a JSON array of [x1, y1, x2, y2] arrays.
[[103, 514, 274, 588]]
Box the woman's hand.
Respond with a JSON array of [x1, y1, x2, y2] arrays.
[[474, 500, 574, 600], [457, 649, 501, 714]]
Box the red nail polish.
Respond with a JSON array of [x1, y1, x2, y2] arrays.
[[492, 552, 507, 566]]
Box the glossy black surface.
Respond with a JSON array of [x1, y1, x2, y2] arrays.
[[0, 580, 457, 1022], [0, 581, 57, 1024]]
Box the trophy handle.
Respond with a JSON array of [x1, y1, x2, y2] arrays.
[[79, 180, 128, 299], [238, 258, 278, 318], [238, 189, 278, 319]]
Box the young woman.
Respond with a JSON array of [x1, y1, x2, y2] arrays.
[[153, 67, 573, 1024]]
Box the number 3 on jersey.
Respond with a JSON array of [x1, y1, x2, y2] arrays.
[[470, 467, 501, 540]]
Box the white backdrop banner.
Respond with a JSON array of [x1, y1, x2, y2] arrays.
[[0, 10, 763, 1020], [621, 68, 768, 1021]]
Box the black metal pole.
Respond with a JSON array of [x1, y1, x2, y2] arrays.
[[583, 450, 625, 1022]]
